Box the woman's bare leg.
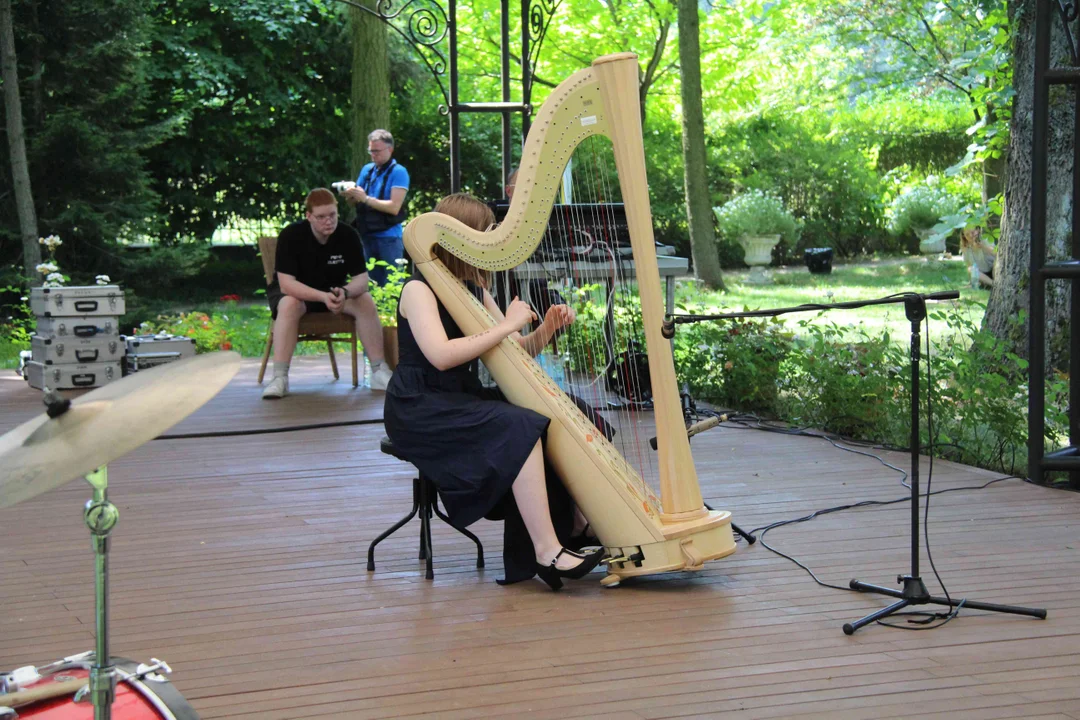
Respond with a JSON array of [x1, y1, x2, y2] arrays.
[[512, 439, 585, 571]]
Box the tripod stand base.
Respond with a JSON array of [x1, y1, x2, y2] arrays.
[[843, 576, 1047, 635]]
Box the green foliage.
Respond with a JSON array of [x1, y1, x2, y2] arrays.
[[117, 244, 213, 297], [145, 303, 273, 356], [1, 0, 163, 272], [710, 114, 884, 259], [778, 320, 906, 440], [668, 296, 1064, 477], [673, 310, 793, 414], [712, 190, 798, 246], [887, 185, 963, 236], [367, 260, 410, 326], [143, 0, 355, 241], [0, 281, 33, 370]]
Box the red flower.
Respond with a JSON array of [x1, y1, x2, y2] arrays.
[[221, 341, 232, 350], [220, 294, 241, 303]]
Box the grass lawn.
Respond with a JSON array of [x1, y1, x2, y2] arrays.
[[679, 255, 987, 347]]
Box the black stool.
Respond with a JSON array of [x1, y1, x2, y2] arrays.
[[368, 436, 484, 579]]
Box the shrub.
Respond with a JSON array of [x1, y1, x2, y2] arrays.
[[368, 259, 410, 326], [712, 190, 799, 246], [887, 185, 962, 237], [673, 307, 793, 415]]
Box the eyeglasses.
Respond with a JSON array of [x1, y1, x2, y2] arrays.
[[368, 145, 391, 156], [311, 212, 338, 223]]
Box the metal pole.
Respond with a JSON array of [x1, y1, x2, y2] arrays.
[[1028, 0, 1051, 483], [84, 466, 118, 720], [449, 0, 460, 193], [520, 0, 532, 141], [501, 0, 512, 193]]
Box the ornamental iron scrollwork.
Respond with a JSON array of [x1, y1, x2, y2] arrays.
[[337, 0, 451, 113], [525, 0, 562, 105]]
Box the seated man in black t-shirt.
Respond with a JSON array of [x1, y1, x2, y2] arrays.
[[263, 187, 392, 399]]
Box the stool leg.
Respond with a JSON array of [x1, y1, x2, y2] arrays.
[[367, 477, 422, 571], [419, 476, 434, 579], [432, 501, 485, 569]]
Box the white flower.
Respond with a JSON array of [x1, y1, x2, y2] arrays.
[[46, 272, 64, 282], [395, 258, 408, 265], [37, 235, 62, 249], [95, 274, 111, 285], [35, 262, 59, 275]]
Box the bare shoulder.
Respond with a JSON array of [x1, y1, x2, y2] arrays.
[[399, 279, 436, 320]]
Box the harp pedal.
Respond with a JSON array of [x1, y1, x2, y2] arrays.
[[602, 550, 644, 568]]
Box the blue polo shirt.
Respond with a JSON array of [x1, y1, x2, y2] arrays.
[[356, 159, 410, 239]]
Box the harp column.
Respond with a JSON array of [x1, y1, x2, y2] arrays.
[[591, 53, 707, 523]]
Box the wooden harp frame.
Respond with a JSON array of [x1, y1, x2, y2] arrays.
[[403, 53, 735, 583]]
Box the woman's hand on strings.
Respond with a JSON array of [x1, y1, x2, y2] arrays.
[[504, 296, 538, 332], [544, 304, 576, 332]]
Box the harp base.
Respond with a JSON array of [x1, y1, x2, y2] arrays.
[[601, 512, 736, 584]]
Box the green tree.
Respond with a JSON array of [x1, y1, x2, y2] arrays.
[[0, 0, 38, 278], [985, 0, 1071, 370], [141, 0, 355, 242], [677, 0, 723, 289], [349, 0, 390, 176], [0, 0, 161, 273]]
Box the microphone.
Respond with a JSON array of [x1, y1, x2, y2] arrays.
[[649, 414, 726, 450]]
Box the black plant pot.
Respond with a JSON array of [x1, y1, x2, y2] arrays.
[[804, 247, 833, 274]]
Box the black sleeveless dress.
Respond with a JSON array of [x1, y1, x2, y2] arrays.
[[383, 277, 576, 584]]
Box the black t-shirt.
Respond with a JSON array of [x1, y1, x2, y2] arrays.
[[269, 220, 367, 294]]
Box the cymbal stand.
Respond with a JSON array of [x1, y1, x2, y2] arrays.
[[82, 466, 118, 719]]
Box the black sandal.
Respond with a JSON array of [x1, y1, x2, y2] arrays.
[[535, 547, 606, 591]]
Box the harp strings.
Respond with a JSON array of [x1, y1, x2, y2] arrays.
[[529, 136, 658, 502]]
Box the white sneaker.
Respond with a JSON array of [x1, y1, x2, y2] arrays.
[[370, 365, 393, 392], [262, 375, 289, 399]]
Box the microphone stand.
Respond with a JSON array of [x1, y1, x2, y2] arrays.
[[842, 293, 1045, 634], [664, 291, 1047, 635]]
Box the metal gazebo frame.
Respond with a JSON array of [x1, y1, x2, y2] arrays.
[[336, 0, 562, 194], [1029, 0, 1080, 487]]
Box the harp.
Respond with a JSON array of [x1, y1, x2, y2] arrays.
[[403, 53, 735, 584]]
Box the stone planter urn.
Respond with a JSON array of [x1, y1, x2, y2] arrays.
[[916, 227, 945, 255], [739, 234, 781, 284]]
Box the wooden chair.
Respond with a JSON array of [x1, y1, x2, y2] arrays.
[[256, 236, 359, 386]]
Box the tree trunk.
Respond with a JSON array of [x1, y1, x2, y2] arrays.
[[349, 1, 390, 176], [987, 0, 1072, 370], [676, 0, 724, 291], [1, 0, 41, 279]]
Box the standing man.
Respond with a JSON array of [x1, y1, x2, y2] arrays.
[[263, 188, 393, 399], [344, 129, 410, 285]]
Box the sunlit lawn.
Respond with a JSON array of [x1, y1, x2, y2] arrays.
[[678, 255, 987, 347]]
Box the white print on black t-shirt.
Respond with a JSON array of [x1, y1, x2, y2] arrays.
[[327, 254, 345, 265]]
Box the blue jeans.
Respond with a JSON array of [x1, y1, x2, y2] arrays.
[[361, 233, 404, 285]]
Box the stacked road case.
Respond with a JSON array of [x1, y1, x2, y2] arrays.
[[122, 334, 196, 374], [25, 285, 126, 390]]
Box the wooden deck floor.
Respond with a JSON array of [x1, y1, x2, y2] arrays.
[[2, 357, 1079, 719]]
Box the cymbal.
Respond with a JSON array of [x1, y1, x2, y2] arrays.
[[0, 351, 241, 509]]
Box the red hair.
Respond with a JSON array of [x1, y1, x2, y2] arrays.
[[305, 188, 336, 213]]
